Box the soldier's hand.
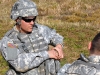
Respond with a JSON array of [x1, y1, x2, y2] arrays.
[[53, 44, 64, 59], [48, 49, 59, 59]]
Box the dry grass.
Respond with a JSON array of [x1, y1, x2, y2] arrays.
[[0, 0, 100, 74]]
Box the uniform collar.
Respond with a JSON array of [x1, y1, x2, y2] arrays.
[[88, 55, 100, 63]]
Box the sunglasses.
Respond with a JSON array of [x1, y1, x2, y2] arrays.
[[22, 17, 36, 22]]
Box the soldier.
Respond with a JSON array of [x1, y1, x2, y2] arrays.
[[57, 32, 100, 75], [0, 0, 64, 75]]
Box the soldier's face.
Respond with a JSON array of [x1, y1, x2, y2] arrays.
[[20, 16, 36, 33]]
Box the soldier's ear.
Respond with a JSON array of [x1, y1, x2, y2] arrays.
[[88, 42, 92, 50], [15, 17, 22, 25], [16, 19, 21, 25]]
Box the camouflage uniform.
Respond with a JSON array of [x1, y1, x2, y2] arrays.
[[57, 54, 100, 75], [0, 0, 63, 75], [0, 23, 63, 75]]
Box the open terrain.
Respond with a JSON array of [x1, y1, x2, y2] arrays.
[[0, 0, 100, 74]]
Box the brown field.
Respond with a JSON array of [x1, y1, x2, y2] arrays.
[[0, 0, 100, 74]]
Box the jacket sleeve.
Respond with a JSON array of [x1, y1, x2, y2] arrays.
[[0, 36, 49, 72], [57, 64, 71, 75], [38, 24, 64, 46]]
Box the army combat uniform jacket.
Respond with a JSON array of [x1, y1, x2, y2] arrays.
[[57, 54, 100, 75], [0, 23, 63, 75]]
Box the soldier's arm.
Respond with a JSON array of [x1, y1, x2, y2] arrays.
[[39, 25, 64, 59], [0, 36, 50, 72], [57, 64, 71, 75], [48, 29, 64, 59], [47, 26, 64, 58], [45, 26, 63, 46]]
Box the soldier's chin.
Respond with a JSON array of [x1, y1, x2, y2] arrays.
[[27, 30, 33, 33], [22, 30, 32, 34]]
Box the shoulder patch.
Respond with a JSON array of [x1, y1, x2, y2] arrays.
[[7, 43, 17, 48]]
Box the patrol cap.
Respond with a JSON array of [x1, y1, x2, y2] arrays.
[[10, 0, 38, 20]]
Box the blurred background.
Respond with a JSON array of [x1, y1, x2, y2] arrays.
[[0, 0, 100, 74]]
